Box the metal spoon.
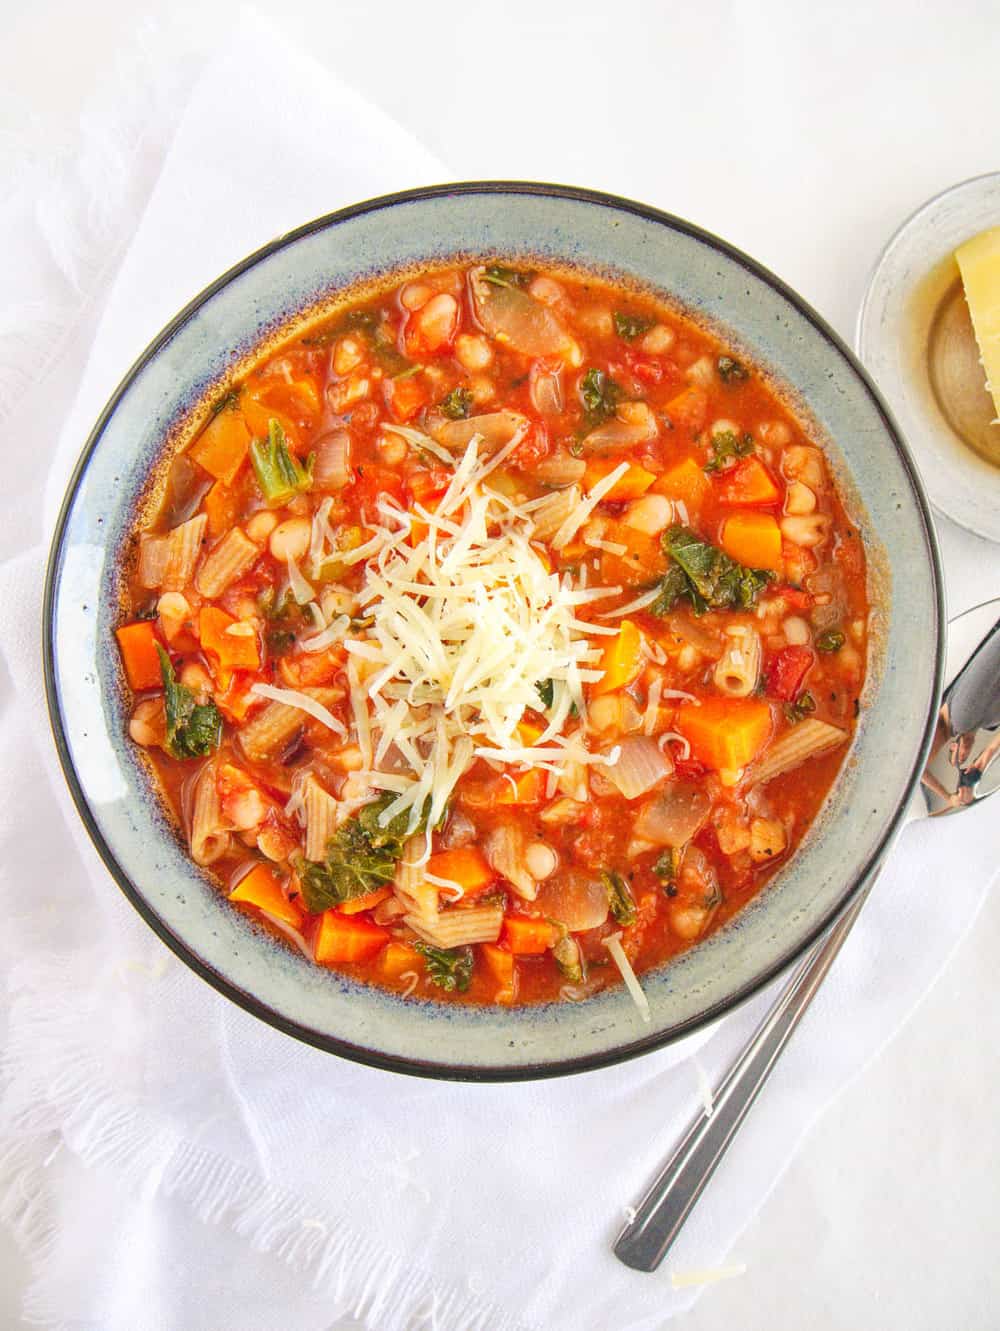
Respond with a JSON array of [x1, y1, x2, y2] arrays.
[[614, 598, 1000, 1273]]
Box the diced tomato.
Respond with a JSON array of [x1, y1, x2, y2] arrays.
[[354, 462, 405, 511], [383, 373, 429, 422], [774, 584, 812, 611], [407, 468, 452, 506], [510, 421, 551, 469], [672, 756, 708, 781], [764, 645, 814, 701]]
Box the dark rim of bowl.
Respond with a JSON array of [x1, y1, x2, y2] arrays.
[[42, 180, 946, 1083]]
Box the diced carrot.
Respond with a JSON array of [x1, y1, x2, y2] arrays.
[[229, 864, 304, 929], [598, 523, 668, 588], [383, 374, 429, 422], [116, 620, 164, 691], [496, 768, 546, 805], [199, 606, 261, 672], [584, 456, 656, 501], [714, 456, 781, 506], [721, 512, 783, 572], [480, 943, 515, 986], [593, 618, 645, 695], [189, 410, 250, 485], [676, 697, 772, 772], [503, 915, 558, 955], [202, 480, 241, 538], [651, 456, 710, 512], [240, 391, 301, 451], [314, 911, 389, 965], [381, 940, 421, 979], [425, 847, 496, 895], [214, 672, 259, 724], [516, 718, 545, 745], [663, 384, 708, 431], [338, 887, 392, 916]]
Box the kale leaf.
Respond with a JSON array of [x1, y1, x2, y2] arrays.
[[815, 629, 845, 653], [439, 386, 473, 420], [653, 848, 680, 895], [579, 367, 623, 433], [156, 646, 222, 761], [298, 793, 434, 914], [413, 942, 474, 992], [482, 264, 530, 289], [535, 678, 555, 709], [209, 386, 242, 418], [784, 691, 817, 724], [602, 870, 638, 927], [703, 429, 754, 474], [717, 355, 749, 384], [613, 312, 652, 342], [551, 929, 583, 982], [651, 525, 773, 617]]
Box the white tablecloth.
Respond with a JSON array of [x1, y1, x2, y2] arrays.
[[1, 4, 998, 1329]]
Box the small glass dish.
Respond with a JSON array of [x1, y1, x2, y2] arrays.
[[857, 172, 1000, 544]]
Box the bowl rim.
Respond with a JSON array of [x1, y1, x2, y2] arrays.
[[43, 180, 946, 1081]]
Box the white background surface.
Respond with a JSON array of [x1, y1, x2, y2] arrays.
[[2, 1, 999, 1327]]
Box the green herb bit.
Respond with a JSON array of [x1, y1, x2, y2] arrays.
[[602, 870, 637, 927], [249, 419, 313, 505], [579, 367, 623, 431], [413, 942, 474, 993], [156, 646, 222, 761], [717, 355, 749, 384], [784, 691, 817, 723], [209, 386, 242, 418], [653, 847, 681, 884], [482, 263, 529, 289], [703, 429, 754, 474], [816, 629, 846, 653], [652, 525, 773, 617], [613, 311, 652, 342], [440, 386, 473, 420], [551, 930, 583, 983], [535, 679, 555, 709], [266, 628, 297, 657]]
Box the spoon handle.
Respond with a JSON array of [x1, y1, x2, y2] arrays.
[[613, 880, 873, 1272]]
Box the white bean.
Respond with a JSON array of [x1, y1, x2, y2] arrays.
[[525, 842, 559, 879], [784, 480, 816, 515], [454, 333, 493, 371], [623, 494, 672, 535], [783, 615, 811, 646], [640, 323, 675, 355], [269, 517, 311, 562], [246, 511, 279, 544], [780, 513, 831, 548]]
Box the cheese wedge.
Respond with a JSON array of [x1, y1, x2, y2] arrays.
[[955, 226, 1000, 425]]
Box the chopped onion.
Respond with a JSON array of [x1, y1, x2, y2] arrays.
[[138, 535, 169, 589], [312, 430, 353, 491], [431, 409, 527, 454], [634, 781, 711, 847], [534, 871, 608, 930], [470, 269, 572, 357], [534, 451, 586, 488], [606, 735, 673, 799], [484, 821, 537, 899], [529, 362, 564, 416], [582, 403, 658, 452]]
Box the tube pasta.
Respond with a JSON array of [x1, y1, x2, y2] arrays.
[[190, 762, 229, 865], [713, 626, 761, 698], [139, 513, 207, 590], [393, 833, 439, 921], [195, 527, 258, 597], [405, 901, 504, 948], [754, 719, 847, 784], [239, 687, 341, 763], [303, 774, 338, 861]]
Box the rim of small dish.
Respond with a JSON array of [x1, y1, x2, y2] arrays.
[[43, 181, 945, 1081]]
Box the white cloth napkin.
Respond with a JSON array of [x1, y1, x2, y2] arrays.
[[1, 12, 997, 1331]]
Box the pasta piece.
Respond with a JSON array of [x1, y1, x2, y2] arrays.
[[238, 687, 341, 763], [713, 626, 762, 698], [405, 901, 504, 948], [189, 762, 229, 865], [393, 833, 439, 921], [303, 774, 338, 861], [195, 527, 258, 598], [138, 513, 207, 591], [754, 719, 847, 784]]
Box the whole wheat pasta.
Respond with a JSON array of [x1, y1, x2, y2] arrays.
[[195, 527, 258, 598]]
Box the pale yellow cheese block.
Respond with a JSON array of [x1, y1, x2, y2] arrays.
[[955, 225, 1000, 425]]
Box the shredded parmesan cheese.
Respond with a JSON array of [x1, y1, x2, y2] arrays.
[[249, 683, 347, 736], [603, 932, 651, 1023], [669, 1264, 747, 1290], [596, 586, 662, 618]]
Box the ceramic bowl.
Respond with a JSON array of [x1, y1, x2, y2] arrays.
[[44, 183, 944, 1080]]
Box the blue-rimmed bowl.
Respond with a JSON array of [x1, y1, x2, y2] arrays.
[[44, 183, 943, 1081]]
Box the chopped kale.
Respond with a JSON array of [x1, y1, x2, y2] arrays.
[[439, 386, 473, 420], [579, 367, 623, 433], [613, 311, 652, 342], [156, 646, 222, 761], [300, 307, 378, 346], [265, 628, 297, 657], [651, 525, 773, 617], [703, 429, 754, 474], [413, 942, 474, 993], [602, 870, 637, 927], [209, 386, 242, 418], [482, 263, 530, 289], [653, 847, 681, 885], [815, 629, 846, 653], [535, 678, 555, 709], [784, 691, 817, 723], [551, 930, 583, 983], [717, 355, 749, 384], [249, 419, 313, 505]]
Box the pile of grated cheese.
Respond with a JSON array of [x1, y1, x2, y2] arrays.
[[295, 430, 630, 838]]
